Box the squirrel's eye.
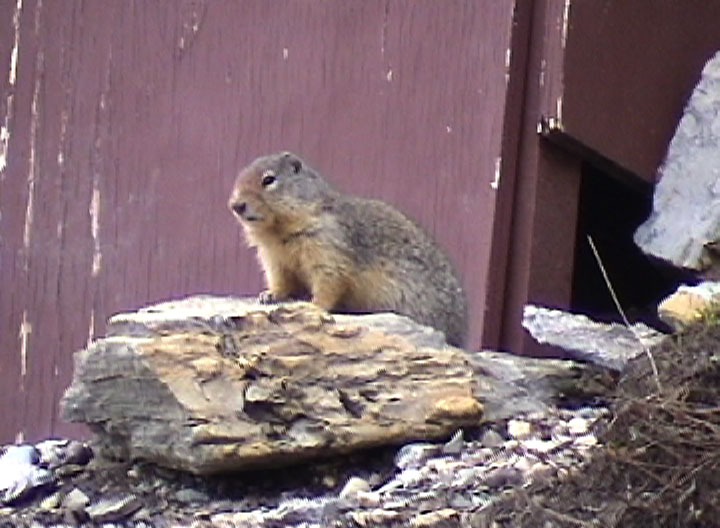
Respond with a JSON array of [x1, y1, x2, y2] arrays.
[[261, 174, 276, 187]]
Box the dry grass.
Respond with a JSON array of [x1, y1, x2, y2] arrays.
[[484, 304, 720, 528]]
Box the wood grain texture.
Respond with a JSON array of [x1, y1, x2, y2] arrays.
[[0, 1, 518, 442], [494, 0, 582, 357], [556, 1, 720, 181]]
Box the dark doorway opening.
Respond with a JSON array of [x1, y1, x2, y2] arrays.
[[571, 164, 695, 330]]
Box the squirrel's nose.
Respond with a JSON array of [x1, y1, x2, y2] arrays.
[[231, 202, 247, 217]]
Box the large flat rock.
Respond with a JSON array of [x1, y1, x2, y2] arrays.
[[61, 297, 482, 475]]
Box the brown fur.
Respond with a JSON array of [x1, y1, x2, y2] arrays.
[[228, 151, 468, 346]]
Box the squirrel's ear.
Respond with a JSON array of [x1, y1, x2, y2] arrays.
[[281, 152, 302, 174]]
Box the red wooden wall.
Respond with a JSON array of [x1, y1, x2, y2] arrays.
[[3, 0, 720, 444], [0, 1, 519, 442]]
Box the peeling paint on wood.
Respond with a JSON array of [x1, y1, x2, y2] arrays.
[[0, 0, 23, 177], [22, 53, 42, 267], [19, 310, 31, 383], [560, 0, 571, 50], [491, 157, 502, 191], [89, 186, 101, 277], [87, 310, 95, 348], [0, 0, 520, 443]]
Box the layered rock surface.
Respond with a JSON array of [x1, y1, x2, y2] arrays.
[[61, 297, 483, 475], [522, 305, 666, 371]]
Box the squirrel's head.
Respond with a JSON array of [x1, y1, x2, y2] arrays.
[[228, 151, 331, 237]]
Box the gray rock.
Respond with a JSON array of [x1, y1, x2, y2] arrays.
[[350, 508, 402, 526], [395, 443, 442, 470], [174, 488, 209, 504], [441, 430, 464, 455], [466, 347, 614, 420], [39, 491, 62, 510], [479, 429, 504, 448], [634, 50, 720, 273], [36, 439, 92, 469], [482, 466, 523, 489], [0, 445, 53, 505], [62, 488, 90, 512], [86, 493, 142, 522], [410, 508, 460, 527], [339, 477, 371, 499], [522, 304, 666, 371], [61, 296, 482, 475]]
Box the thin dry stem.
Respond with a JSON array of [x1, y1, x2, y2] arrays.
[[587, 235, 661, 391]]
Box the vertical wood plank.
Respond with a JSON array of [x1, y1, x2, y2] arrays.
[[1, 0, 519, 442]]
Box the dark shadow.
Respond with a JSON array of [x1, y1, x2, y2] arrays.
[[571, 163, 696, 330]]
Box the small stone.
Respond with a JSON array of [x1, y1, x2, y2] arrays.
[[174, 488, 208, 504], [383, 499, 410, 510], [442, 430, 464, 454], [513, 457, 532, 474], [273, 497, 325, 524], [567, 417, 590, 435], [449, 493, 474, 509], [63, 441, 93, 466], [574, 434, 599, 448], [338, 476, 370, 499], [507, 419, 533, 440], [54, 464, 86, 478], [483, 466, 523, 488], [350, 509, 401, 527], [479, 428, 504, 448], [426, 457, 465, 475], [395, 443, 441, 470], [521, 438, 557, 454], [410, 508, 460, 527], [212, 511, 265, 525], [450, 467, 479, 488], [39, 491, 62, 510], [658, 282, 720, 331], [62, 488, 90, 512], [36, 439, 92, 470], [321, 474, 337, 489], [430, 395, 483, 421], [35, 440, 68, 468], [413, 490, 448, 512], [86, 493, 142, 522], [528, 462, 556, 483], [397, 468, 425, 487], [354, 491, 382, 508]]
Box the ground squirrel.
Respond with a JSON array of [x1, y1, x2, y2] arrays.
[[228, 151, 468, 346]]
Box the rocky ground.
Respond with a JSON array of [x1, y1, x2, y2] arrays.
[[480, 311, 720, 528], [5, 306, 719, 528], [1, 404, 608, 528]]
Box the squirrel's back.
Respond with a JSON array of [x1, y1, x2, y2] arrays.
[[228, 151, 468, 346]]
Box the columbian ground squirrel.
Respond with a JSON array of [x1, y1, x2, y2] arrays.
[[228, 151, 468, 346]]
